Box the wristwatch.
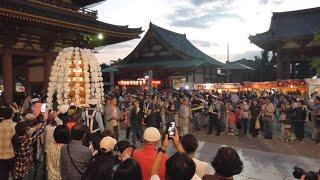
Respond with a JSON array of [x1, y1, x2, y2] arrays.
[[158, 147, 167, 153]]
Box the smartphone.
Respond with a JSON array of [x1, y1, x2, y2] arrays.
[[166, 122, 176, 137], [41, 103, 47, 113]]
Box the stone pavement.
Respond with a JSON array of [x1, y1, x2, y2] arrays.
[[120, 129, 320, 180], [166, 140, 320, 180]]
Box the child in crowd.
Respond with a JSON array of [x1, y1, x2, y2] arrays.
[[228, 110, 236, 136], [235, 106, 242, 136]]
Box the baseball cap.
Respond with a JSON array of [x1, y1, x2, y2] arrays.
[[100, 136, 117, 152], [143, 127, 161, 142]]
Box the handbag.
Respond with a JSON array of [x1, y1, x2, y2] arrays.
[[255, 118, 260, 129]]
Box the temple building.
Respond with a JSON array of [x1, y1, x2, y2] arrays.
[[104, 23, 223, 90], [0, 0, 142, 103], [249, 7, 320, 80], [220, 62, 255, 83]]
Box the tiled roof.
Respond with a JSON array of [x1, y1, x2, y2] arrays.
[[149, 23, 224, 66], [0, 1, 142, 39], [112, 58, 216, 70], [101, 66, 119, 73], [249, 7, 320, 49], [71, 0, 105, 7], [220, 62, 255, 70]]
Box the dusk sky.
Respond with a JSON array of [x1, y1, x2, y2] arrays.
[[92, 0, 320, 64]]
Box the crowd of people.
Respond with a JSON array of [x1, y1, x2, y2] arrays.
[[0, 88, 320, 180]]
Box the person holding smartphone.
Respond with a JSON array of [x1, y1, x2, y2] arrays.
[[150, 129, 201, 180]]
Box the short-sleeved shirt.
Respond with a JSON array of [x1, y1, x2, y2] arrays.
[[132, 144, 168, 180]]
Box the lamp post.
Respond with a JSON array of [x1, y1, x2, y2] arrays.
[[226, 43, 230, 83]]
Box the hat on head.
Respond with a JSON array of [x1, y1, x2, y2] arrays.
[[31, 98, 40, 103], [143, 127, 161, 142], [24, 113, 35, 121], [100, 136, 117, 152], [88, 98, 98, 105], [59, 104, 70, 114]]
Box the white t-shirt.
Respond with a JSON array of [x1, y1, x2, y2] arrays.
[[150, 174, 201, 180], [193, 158, 214, 178]]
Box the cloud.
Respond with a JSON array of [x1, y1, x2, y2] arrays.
[[191, 39, 219, 47], [168, 1, 241, 28], [260, 0, 269, 4], [171, 7, 196, 17], [189, 0, 234, 6], [259, 0, 284, 5], [170, 12, 241, 28]]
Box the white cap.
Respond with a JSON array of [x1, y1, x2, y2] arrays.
[[100, 136, 117, 152], [88, 98, 99, 105], [59, 104, 69, 114], [31, 98, 40, 103], [143, 127, 161, 142]]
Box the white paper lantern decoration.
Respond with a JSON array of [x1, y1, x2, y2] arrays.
[[47, 47, 104, 108]]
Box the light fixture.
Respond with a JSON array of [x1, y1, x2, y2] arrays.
[[98, 33, 104, 40], [145, 75, 149, 79], [185, 85, 189, 90], [312, 75, 318, 80]]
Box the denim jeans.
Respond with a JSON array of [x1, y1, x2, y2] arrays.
[[193, 113, 201, 129], [241, 118, 249, 135], [131, 124, 142, 145]]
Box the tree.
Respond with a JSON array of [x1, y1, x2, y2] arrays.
[[310, 31, 320, 75], [253, 50, 276, 81], [310, 58, 320, 77], [100, 63, 108, 69]]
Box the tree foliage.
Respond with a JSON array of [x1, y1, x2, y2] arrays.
[[310, 57, 320, 76], [250, 50, 276, 81]]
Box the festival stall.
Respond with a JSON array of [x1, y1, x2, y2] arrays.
[[47, 47, 104, 109], [118, 78, 162, 88], [195, 83, 217, 91], [305, 78, 320, 96], [276, 79, 307, 93], [216, 83, 242, 93], [243, 79, 307, 94], [195, 83, 241, 92]]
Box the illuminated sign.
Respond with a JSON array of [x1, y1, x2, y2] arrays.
[[118, 78, 161, 86]]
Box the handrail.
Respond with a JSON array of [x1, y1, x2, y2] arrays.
[[34, 0, 97, 18]]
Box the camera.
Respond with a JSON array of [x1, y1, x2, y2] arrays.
[[293, 167, 319, 180]]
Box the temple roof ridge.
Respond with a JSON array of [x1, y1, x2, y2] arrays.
[[148, 23, 223, 65]]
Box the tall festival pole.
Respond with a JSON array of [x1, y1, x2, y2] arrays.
[[226, 43, 230, 83]]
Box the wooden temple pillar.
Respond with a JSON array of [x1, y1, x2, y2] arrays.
[[276, 50, 290, 80], [2, 48, 13, 104], [43, 53, 54, 91]]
